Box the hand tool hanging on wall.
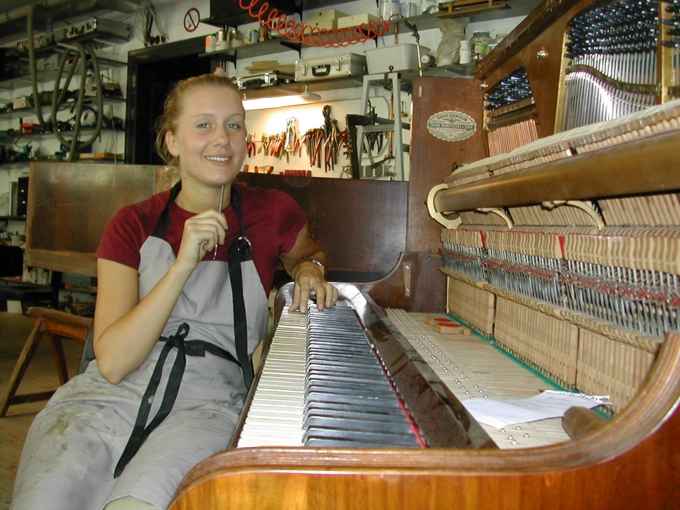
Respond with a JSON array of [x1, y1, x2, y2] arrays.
[[301, 106, 349, 173], [246, 133, 256, 157], [283, 117, 301, 162]]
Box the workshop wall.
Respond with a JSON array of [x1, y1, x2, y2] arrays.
[[0, 0, 527, 204]]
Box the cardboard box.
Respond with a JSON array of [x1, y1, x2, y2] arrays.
[[308, 9, 347, 30], [337, 13, 378, 29], [366, 43, 430, 73]]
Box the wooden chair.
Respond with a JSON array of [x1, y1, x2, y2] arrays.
[[0, 307, 93, 417]]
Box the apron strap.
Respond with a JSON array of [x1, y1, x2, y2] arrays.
[[114, 323, 240, 478], [228, 188, 255, 389]]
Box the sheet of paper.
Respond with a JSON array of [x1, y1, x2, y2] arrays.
[[462, 390, 610, 429]]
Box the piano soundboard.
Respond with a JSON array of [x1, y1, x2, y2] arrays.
[[236, 284, 571, 450]]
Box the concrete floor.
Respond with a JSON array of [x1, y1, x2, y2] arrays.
[[0, 313, 82, 509]]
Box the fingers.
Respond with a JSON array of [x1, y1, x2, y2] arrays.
[[291, 281, 302, 311], [292, 279, 338, 312], [297, 281, 311, 312], [325, 283, 338, 308], [186, 210, 228, 247], [192, 209, 228, 235], [315, 284, 326, 311]]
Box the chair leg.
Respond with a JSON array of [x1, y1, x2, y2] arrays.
[[48, 333, 69, 385], [0, 319, 44, 417]]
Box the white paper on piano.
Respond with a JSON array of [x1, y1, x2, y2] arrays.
[[461, 390, 610, 429]]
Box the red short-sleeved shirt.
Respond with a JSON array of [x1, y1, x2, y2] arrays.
[[96, 183, 307, 294]]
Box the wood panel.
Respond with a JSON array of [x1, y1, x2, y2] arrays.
[[25, 165, 408, 289], [434, 130, 680, 213], [237, 174, 407, 281], [25, 162, 164, 276], [404, 77, 487, 311]]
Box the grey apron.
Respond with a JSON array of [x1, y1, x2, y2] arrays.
[[11, 185, 268, 510]]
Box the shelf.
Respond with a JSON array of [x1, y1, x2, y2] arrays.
[[237, 65, 472, 100], [201, 38, 302, 61], [0, 97, 125, 121], [0, 57, 126, 91], [0, 162, 29, 170], [203, 0, 383, 28], [241, 76, 362, 99], [0, 159, 123, 170], [0, 97, 125, 120], [3, 128, 124, 142], [0, 0, 139, 46]]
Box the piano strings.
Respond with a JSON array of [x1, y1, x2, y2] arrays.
[[485, 69, 539, 155], [564, 0, 662, 130]]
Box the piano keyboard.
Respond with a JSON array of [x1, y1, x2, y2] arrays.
[[386, 309, 571, 449], [237, 303, 421, 448]]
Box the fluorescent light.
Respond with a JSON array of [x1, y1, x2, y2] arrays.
[[242, 86, 321, 111]]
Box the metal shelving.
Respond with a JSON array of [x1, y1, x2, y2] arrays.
[[0, 56, 126, 90], [0, 97, 125, 120], [200, 38, 301, 63], [5, 128, 124, 141], [0, 96, 125, 121]]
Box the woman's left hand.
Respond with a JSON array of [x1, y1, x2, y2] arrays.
[[291, 263, 338, 312]]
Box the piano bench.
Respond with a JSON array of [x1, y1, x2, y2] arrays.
[[0, 307, 92, 417]]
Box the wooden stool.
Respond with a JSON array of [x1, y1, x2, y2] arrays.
[[0, 307, 92, 417]]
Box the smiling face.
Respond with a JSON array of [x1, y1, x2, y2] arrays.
[[164, 84, 247, 189]]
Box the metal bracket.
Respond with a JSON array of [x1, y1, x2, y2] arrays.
[[541, 200, 605, 230], [427, 184, 461, 229], [476, 208, 514, 229]]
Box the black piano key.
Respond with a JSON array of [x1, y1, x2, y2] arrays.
[[305, 391, 402, 410], [304, 407, 407, 424], [304, 427, 419, 447], [304, 415, 414, 436], [305, 385, 394, 400], [305, 438, 413, 448], [304, 401, 405, 418]]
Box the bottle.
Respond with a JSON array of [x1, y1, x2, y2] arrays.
[[470, 31, 491, 62], [400, 0, 419, 18], [380, 0, 401, 20], [205, 34, 216, 52], [459, 39, 471, 65]]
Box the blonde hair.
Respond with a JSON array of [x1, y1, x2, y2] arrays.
[[154, 73, 242, 166]]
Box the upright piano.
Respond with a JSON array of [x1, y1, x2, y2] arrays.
[[169, 0, 679, 508]]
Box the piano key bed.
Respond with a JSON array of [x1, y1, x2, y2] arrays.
[[386, 309, 571, 448], [237, 284, 572, 450]]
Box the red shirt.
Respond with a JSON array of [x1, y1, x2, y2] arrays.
[[96, 183, 307, 294]]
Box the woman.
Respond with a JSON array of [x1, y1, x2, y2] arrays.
[[12, 73, 337, 510]]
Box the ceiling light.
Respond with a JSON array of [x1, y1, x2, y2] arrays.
[[242, 85, 321, 111]]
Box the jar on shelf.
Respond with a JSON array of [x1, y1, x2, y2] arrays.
[[400, 0, 419, 18], [380, 0, 401, 20], [470, 31, 491, 62], [459, 39, 471, 65]]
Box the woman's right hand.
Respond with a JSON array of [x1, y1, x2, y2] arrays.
[[174, 210, 228, 273]]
